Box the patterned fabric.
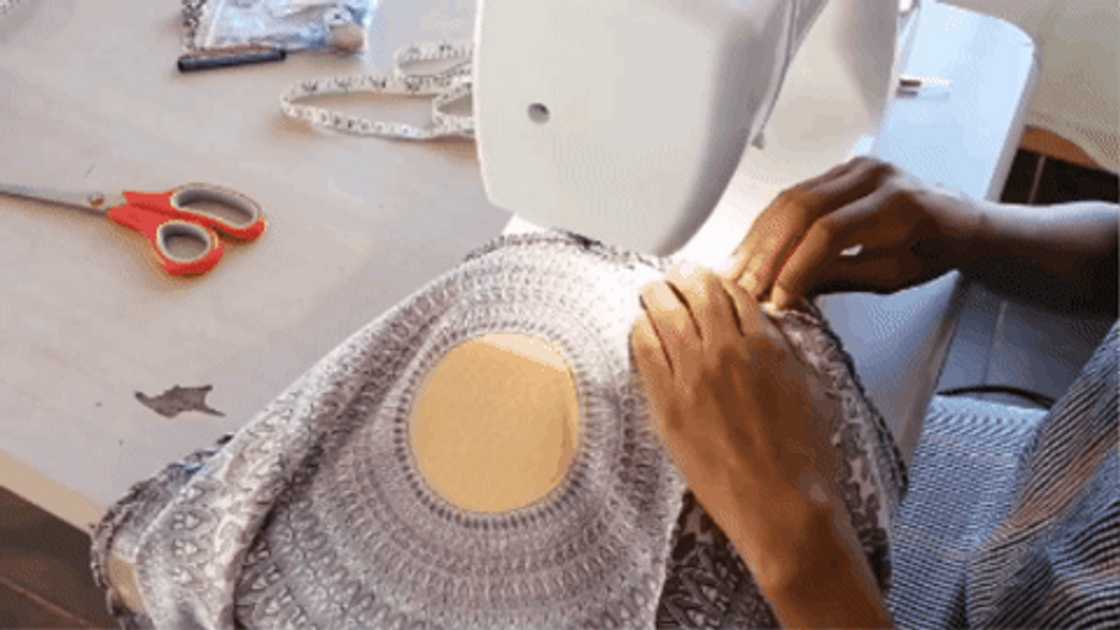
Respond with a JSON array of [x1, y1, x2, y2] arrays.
[[91, 231, 904, 629], [888, 322, 1119, 628], [656, 493, 774, 628]]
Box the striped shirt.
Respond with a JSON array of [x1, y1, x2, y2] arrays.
[[888, 322, 1118, 627]]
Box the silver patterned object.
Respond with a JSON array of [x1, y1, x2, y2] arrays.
[[91, 231, 904, 629], [0, 0, 23, 17], [280, 40, 474, 140], [180, 0, 210, 51]]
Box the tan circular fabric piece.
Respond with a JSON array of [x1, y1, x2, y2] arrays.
[[410, 334, 580, 513]]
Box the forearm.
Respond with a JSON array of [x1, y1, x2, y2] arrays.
[[960, 199, 1119, 314], [722, 493, 892, 628]]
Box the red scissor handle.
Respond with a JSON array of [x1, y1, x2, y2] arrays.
[[106, 205, 225, 276], [102, 183, 265, 276], [122, 183, 267, 241]]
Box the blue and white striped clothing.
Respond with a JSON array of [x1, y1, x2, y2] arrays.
[[888, 322, 1118, 628]]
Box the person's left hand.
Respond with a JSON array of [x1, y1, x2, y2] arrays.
[[631, 262, 855, 590]]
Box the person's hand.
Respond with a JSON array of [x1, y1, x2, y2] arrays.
[[631, 262, 854, 589], [631, 265, 893, 626], [725, 157, 982, 309]]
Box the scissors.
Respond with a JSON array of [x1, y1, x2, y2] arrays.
[[0, 181, 266, 276]]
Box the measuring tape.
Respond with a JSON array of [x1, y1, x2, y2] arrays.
[[280, 41, 474, 140]]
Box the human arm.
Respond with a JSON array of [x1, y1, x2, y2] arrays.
[[724, 156, 1119, 314], [964, 199, 1118, 313], [631, 264, 892, 628]]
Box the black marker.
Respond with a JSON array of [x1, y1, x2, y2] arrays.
[[177, 46, 287, 73]]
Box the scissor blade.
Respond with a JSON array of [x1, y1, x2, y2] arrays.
[[0, 182, 118, 214]]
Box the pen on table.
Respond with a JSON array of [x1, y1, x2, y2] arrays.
[[177, 45, 287, 73], [898, 74, 953, 95]]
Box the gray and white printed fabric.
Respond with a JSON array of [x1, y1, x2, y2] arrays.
[[91, 231, 905, 629]]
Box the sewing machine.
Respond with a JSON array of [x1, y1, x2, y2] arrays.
[[478, 0, 910, 262]]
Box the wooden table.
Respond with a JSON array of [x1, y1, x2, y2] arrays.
[[0, 0, 1035, 531]]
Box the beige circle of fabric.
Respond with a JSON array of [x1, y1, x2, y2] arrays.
[[409, 333, 581, 513]]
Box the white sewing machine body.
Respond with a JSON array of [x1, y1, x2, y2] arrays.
[[475, 0, 911, 257]]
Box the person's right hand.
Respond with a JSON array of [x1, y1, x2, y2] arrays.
[[724, 157, 982, 310]]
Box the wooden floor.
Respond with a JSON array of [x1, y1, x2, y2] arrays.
[[0, 146, 1115, 629], [0, 487, 114, 628]]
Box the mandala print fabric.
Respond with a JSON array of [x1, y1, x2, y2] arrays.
[[92, 231, 905, 629]]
